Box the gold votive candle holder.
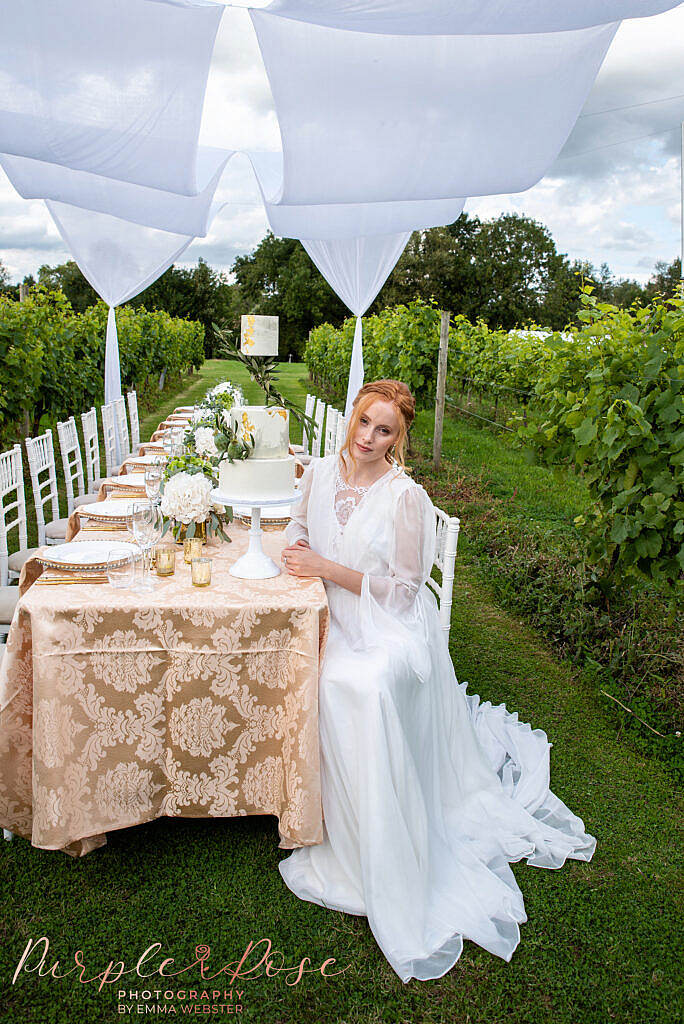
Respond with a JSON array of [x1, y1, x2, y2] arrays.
[[155, 543, 176, 576], [191, 556, 212, 588], [183, 536, 204, 564]]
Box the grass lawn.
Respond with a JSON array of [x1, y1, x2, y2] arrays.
[[1, 361, 681, 1024]]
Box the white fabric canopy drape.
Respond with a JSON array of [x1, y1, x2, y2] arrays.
[[263, 0, 679, 34], [250, 11, 618, 204], [1, 0, 682, 401], [0, 0, 224, 192]]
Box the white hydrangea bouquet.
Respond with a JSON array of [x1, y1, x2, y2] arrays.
[[160, 460, 232, 544]]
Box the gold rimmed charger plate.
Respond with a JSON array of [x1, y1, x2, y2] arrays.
[[77, 499, 138, 525], [36, 540, 139, 574]]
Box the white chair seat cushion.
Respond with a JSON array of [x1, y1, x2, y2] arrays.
[[73, 491, 103, 508], [290, 443, 306, 453], [8, 548, 39, 574], [0, 587, 19, 624], [45, 518, 70, 540]]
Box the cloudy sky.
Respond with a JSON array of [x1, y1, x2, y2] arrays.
[[1, 1, 683, 284]]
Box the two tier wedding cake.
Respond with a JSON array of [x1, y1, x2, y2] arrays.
[[217, 316, 296, 501]]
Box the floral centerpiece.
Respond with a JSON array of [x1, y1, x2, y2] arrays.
[[160, 454, 232, 544]]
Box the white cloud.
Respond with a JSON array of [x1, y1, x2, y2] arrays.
[[1, 2, 683, 285]]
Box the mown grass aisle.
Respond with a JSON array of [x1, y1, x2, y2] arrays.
[[2, 361, 681, 1024]]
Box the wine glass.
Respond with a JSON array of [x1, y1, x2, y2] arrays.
[[162, 429, 174, 456], [145, 462, 163, 505], [171, 427, 185, 457], [131, 501, 156, 592]]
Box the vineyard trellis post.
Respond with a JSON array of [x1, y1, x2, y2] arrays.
[[433, 310, 450, 469]]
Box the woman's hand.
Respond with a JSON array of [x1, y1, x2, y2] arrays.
[[281, 539, 329, 578]]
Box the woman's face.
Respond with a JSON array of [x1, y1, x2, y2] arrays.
[[352, 399, 401, 466]]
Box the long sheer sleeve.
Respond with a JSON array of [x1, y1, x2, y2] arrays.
[[356, 483, 437, 681], [284, 460, 315, 546], [364, 484, 436, 615]]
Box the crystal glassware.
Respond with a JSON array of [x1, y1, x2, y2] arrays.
[[131, 501, 158, 592], [145, 462, 163, 504], [106, 550, 135, 589]]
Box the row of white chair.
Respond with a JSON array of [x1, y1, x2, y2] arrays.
[[0, 391, 142, 640], [293, 394, 347, 464]]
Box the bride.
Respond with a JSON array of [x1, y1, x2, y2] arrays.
[[280, 379, 596, 983]]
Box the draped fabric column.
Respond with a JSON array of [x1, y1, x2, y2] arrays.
[[47, 202, 195, 403], [301, 234, 412, 413]]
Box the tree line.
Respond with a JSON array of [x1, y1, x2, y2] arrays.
[[1, 212, 681, 360]]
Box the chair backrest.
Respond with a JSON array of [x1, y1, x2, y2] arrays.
[[25, 430, 60, 547], [101, 403, 118, 477], [113, 396, 131, 460], [56, 416, 85, 515], [324, 406, 339, 457], [311, 399, 326, 458], [334, 412, 347, 453], [301, 393, 316, 449], [425, 506, 461, 638], [127, 390, 140, 450], [0, 445, 28, 586], [81, 407, 100, 492]]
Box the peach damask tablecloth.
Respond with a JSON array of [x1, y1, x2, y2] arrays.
[[0, 525, 329, 857]]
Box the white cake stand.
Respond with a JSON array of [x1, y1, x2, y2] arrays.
[[211, 488, 302, 579]]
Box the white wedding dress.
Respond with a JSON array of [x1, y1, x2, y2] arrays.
[[279, 452, 596, 983]]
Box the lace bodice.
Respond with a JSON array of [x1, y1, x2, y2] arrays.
[[333, 458, 370, 529]]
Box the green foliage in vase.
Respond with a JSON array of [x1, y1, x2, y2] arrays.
[[163, 454, 215, 481]]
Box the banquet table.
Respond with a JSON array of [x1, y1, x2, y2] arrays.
[[0, 410, 329, 858]]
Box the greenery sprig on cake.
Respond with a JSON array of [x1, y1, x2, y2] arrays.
[[214, 322, 316, 443]]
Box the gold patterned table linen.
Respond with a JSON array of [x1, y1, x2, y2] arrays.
[[0, 526, 329, 857]]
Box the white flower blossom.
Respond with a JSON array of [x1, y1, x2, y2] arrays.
[[193, 426, 219, 458], [160, 472, 213, 525]]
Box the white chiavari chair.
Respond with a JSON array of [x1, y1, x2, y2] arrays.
[[426, 507, 461, 640], [311, 399, 325, 458], [296, 397, 326, 466], [334, 412, 347, 453], [0, 444, 33, 585], [58, 415, 104, 513], [291, 394, 315, 455], [127, 390, 141, 450], [324, 406, 339, 456], [101, 403, 121, 478], [56, 417, 84, 515], [0, 446, 27, 645], [81, 407, 107, 493], [113, 396, 131, 461], [25, 430, 69, 546]]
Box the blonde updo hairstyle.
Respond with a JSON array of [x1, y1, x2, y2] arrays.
[[339, 379, 416, 476]]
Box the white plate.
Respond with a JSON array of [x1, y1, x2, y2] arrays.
[[107, 473, 146, 489], [37, 541, 140, 571], [78, 498, 140, 522], [124, 454, 165, 467]]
